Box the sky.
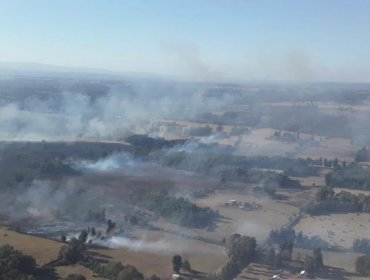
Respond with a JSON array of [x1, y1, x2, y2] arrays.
[[0, 0, 369, 82]]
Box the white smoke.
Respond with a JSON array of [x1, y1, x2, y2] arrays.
[[73, 152, 138, 172], [93, 235, 203, 254]]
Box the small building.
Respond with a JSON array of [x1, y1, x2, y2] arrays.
[[225, 199, 238, 206]]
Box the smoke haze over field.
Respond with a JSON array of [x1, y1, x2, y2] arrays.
[[0, 79, 240, 141]]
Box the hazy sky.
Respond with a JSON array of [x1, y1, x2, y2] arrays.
[[0, 0, 369, 82]]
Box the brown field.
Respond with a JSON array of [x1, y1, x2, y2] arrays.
[[0, 225, 225, 280], [0, 227, 108, 279], [334, 187, 370, 196], [92, 246, 226, 280], [91, 229, 227, 280], [55, 265, 107, 280], [293, 248, 368, 280], [0, 226, 62, 265], [291, 175, 326, 187], [294, 214, 370, 249], [146, 118, 355, 162], [236, 262, 305, 280], [219, 128, 353, 161]]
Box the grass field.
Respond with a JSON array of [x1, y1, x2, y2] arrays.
[[55, 265, 107, 280], [91, 229, 227, 280], [0, 226, 62, 265], [294, 214, 370, 249]]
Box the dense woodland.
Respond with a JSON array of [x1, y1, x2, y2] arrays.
[[132, 190, 218, 228], [155, 146, 319, 177], [0, 141, 132, 189]]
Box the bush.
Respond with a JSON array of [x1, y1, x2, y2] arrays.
[[0, 244, 37, 280], [64, 274, 86, 280], [356, 255, 370, 276]]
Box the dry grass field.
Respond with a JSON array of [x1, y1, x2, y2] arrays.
[[294, 214, 370, 249], [293, 248, 368, 280], [236, 262, 305, 280], [0, 226, 107, 279], [55, 265, 107, 280], [92, 229, 227, 280], [0, 226, 62, 265], [195, 192, 299, 241]]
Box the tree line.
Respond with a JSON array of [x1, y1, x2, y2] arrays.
[[132, 190, 218, 228], [325, 163, 370, 190], [208, 234, 257, 280], [305, 187, 370, 215]]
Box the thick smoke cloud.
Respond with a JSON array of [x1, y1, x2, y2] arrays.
[[0, 81, 234, 141]]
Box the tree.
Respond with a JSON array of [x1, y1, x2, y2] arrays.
[[226, 234, 257, 264], [106, 219, 116, 233], [117, 264, 143, 280], [313, 248, 323, 269], [18, 255, 37, 274], [266, 248, 275, 265], [148, 275, 161, 280], [172, 255, 182, 273], [78, 229, 88, 244], [356, 255, 370, 276], [58, 235, 87, 264], [316, 187, 335, 201], [0, 245, 37, 279], [279, 240, 293, 261], [219, 258, 239, 280], [304, 255, 315, 275], [355, 147, 369, 162], [129, 215, 138, 225], [182, 259, 192, 272], [61, 234, 67, 243], [274, 253, 283, 268]]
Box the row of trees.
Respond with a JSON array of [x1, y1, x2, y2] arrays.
[[325, 163, 370, 190], [208, 234, 257, 280], [132, 190, 218, 228], [83, 259, 147, 280], [219, 168, 301, 189], [268, 228, 331, 250], [305, 187, 370, 215], [160, 150, 319, 178], [353, 238, 370, 254], [126, 134, 185, 152]]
